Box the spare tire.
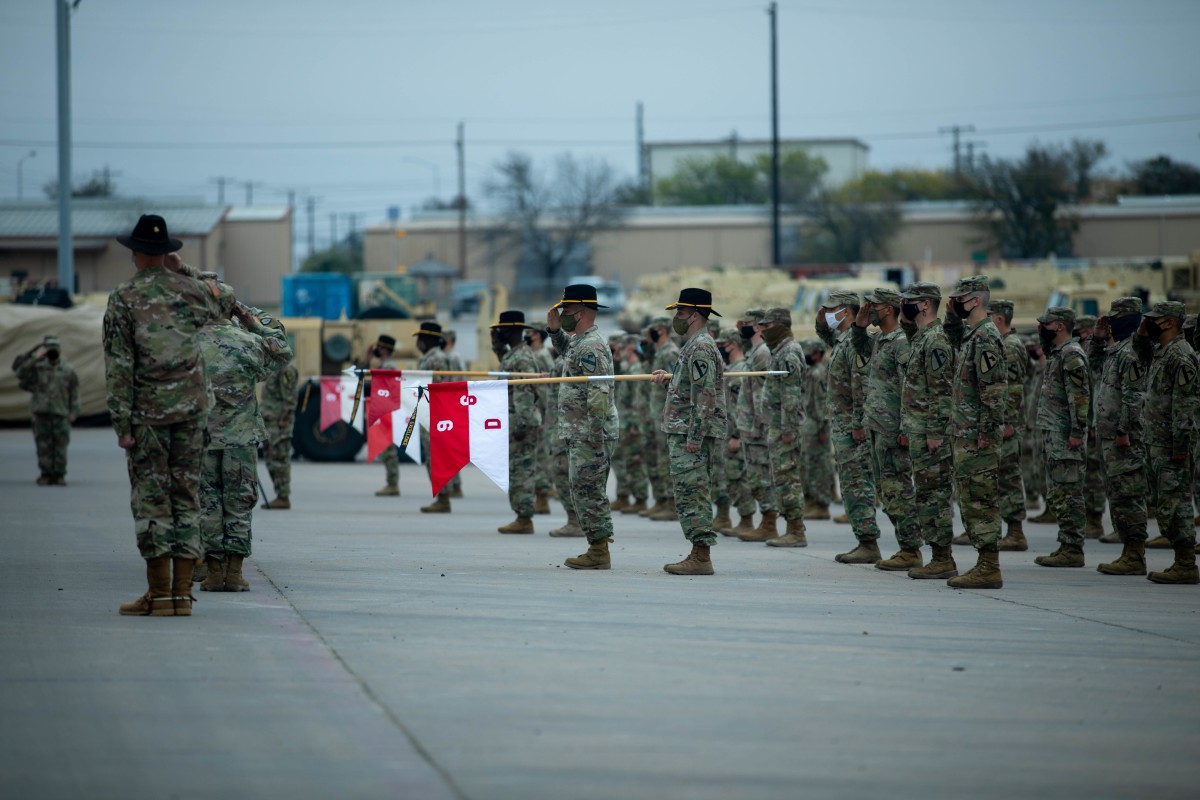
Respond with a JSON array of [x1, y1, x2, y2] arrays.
[[291, 380, 364, 462]]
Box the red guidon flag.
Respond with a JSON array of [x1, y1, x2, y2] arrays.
[[365, 369, 402, 463], [427, 381, 509, 496], [319, 376, 361, 432]]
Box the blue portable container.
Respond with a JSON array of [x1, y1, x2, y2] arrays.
[[281, 273, 354, 320]]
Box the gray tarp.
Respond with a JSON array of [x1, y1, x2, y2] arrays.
[[1, 304, 107, 422]]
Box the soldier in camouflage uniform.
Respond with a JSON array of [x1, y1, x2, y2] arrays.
[[414, 322, 455, 513], [987, 300, 1030, 551], [13, 334, 79, 485], [365, 335, 402, 497], [851, 289, 923, 570], [1022, 337, 1050, 517], [942, 275, 1007, 589], [714, 329, 755, 535], [816, 290, 881, 563], [758, 307, 810, 549], [800, 338, 833, 519], [441, 331, 465, 498], [1132, 302, 1199, 584], [1031, 307, 1092, 569], [654, 288, 727, 574], [1090, 299, 1151, 576], [608, 334, 632, 507], [492, 311, 543, 534], [259, 357, 297, 509], [898, 283, 959, 581], [613, 335, 650, 513], [527, 328, 555, 514], [644, 317, 680, 521], [547, 285, 620, 569], [197, 282, 292, 592], [735, 309, 781, 540], [1074, 315, 1108, 538], [106, 215, 219, 617]]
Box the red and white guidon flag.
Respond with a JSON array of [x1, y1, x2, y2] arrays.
[[365, 370, 422, 464], [427, 380, 509, 496], [319, 376, 363, 433]]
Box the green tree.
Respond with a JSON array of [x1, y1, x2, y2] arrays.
[[846, 167, 964, 202], [301, 231, 363, 274], [793, 185, 901, 263], [655, 154, 763, 205], [1127, 155, 1200, 196], [43, 167, 118, 199]]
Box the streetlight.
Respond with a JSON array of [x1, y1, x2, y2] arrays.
[[17, 150, 36, 200]]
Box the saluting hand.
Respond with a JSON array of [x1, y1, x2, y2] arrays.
[[546, 307, 561, 332]]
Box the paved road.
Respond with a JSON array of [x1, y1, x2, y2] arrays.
[[1, 428, 1197, 800]]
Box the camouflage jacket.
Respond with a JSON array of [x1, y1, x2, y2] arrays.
[[900, 320, 954, 440], [418, 347, 451, 379], [735, 340, 771, 440], [852, 324, 908, 436], [532, 346, 555, 423], [617, 358, 643, 435], [1137, 335, 1199, 455], [550, 326, 619, 443], [15, 355, 79, 418], [1024, 357, 1045, 433], [260, 364, 298, 425], [198, 319, 291, 448], [759, 335, 807, 440], [1087, 337, 1145, 440], [826, 327, 868, 435], [1036, 337, 1090, 450], [647, 337, 680, 419], [949, 317, 1007, 441], [803, 358, 829, 436], [1000, 331, 1028, 429], [500, 342, 542, 431], [662, 330, 726, 443], [723, 354, 746, 438], [103, 265, 218, 437]]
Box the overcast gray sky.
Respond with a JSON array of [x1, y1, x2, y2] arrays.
[[2, 0, 1199, 251]]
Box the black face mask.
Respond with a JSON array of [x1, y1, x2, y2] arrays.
[[523, 335, 533, 347], [901, 303, 920, 321], [1142, 318, 1163, 341], [739, 325, 755, 339], [47, 350, 60, 361], [649, 329, 661, 343], [1109, 314, 1141, 342], [1038, 324, 1058, 347], [952, 299, 972, 320], [718, 347, 731, 365]]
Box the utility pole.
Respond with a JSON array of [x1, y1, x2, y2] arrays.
[[17, 150, 36, 200], [243, 180, 263, 206], [768, 1, 781, 268], [208, 176, 235, 206], [965, 140, 986, 172], [330, 213, 338, 247], [939, 124, 975, 176], [55, 0, 75, 292], [456, 121, 466, 279], [636, 101, 647, 197], [286, 190, 297, 272], [306, 196, 316, 256]]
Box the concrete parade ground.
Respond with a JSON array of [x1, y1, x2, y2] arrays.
[[1, 427, 1197, 800]]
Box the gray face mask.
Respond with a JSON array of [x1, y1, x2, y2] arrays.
[[672, 314, 694, 336], [560, 312, 579, 332]]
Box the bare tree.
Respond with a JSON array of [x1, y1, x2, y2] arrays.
[[484, 152, 628, 295]]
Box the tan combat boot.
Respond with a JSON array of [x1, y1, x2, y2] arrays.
[[947, 546, 1003, 589], [449, 484, 463, 498], [534, 492, 551, 515], [375, 484, 400, 497], [1028, 507, 1058, 524], [1145, 535, 1171, 549], [876, 547, 922, 571], [548, 511, 585, 538], [193, 560, 207, 583], [622, 498, 648, 515], [1098, 529, 1121, 544], [805, 503, 831, 521], [262, 496, 291, 509], [649, 498, 678, 521], [171, 558, 195, 616], [1083, 512, 1104, 540], [1147, 539, 1200, 584], [200, 556, 226, 592], [767, 517, 808, 547], [835, 539, 882, 564], [664, 543, 714, 575], [640, 499, 667, 518], [224, 555, 250, 592], [1097, 540, 1147, 576], [498, 516, 534, 534], [737, 511, 778, 542], [420, 493, 451, 513], [119, 556, 174, 616], [1035, 543, 1085, 568], [1025, 494, 1042, 511], [712, 504, 733, 532], [729, 513, 756, 536], [908, 544, 957, 579], [610, 495, 630, 512], [997, 520, 1029, 551], [565, 537, 611, 570], [832, 512, 850, 524], [951, 532, 971, 546]]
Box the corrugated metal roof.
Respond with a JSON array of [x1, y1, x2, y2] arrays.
[[0, 200, 228, 239], [225, 206, 290, 222]]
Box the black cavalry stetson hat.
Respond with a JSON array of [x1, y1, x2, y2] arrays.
[[666, 287, 721, 317], [554, 284, 608, 309], [411, 320, 444, 338], [116, 214, 183, 255], [491, 310, 537, 329]]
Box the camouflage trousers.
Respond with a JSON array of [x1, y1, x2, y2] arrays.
[[649, 423, 674, 501], [1042, 433, 1086, 547], [643, 434, 666, 502], [1084, 434, 1106, 519], [766, 434, 806, 523], [566, 439, 615, 543], [1097, 437, 1148, 542], [200, 445, 258, 558], [869, 430, 921, 549], [32, 412, 70, 479], [261, 420, 293, 498], [420, 429, 450, 502], [742, 441, 778, 514], [1021, 425, 1045, 502], [711, 442, 729, 507], [952, 438, 1001, 548], [668, 434, 718, 547], [724, 441, 756, 516], [833, 432, 880, 542], [380, 443, 399, 487], [126, 420, 205, 561], [535, 420, 554, 493], [1148, 447, 1195, 545], [910, 437, 954, 547], [802, 427, 834, 506], [997, 433, 1026, 524], [508, 426, 538, 518]]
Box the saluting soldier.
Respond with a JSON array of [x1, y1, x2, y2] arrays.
[[13, 333, 79, 486], [735, 309, 781, 540], [491, 311, 543, 534]]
